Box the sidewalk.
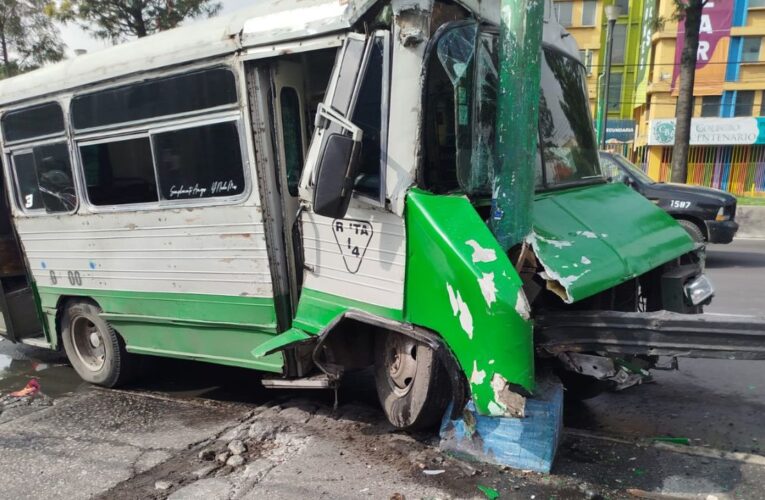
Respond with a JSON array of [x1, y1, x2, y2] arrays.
[[736, 206, 765, 239]]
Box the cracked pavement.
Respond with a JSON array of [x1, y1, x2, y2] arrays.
[[0, 240, 763, 499]]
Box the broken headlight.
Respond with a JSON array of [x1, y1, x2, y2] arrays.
[[684, 274, 715, 305]]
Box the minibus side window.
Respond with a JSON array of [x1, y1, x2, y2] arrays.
[[3, 101, 77, 214], [71, 68, 237, 130], [80, 137, 159, 205], [1, 103, 65, 143], [11, 153, 44, 210], [279, 87, 304, 197], [11, 145, 77, 213], [351, 35, 385, 199], [32, 143, 77, 213], [153, 121, 244, 201]]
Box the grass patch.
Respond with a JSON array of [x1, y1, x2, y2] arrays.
[[736, 195, 765, 206]]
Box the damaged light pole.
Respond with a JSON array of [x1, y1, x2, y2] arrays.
[[490, 0, 545, 250]]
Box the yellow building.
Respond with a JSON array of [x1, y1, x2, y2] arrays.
[[637, 0, 765, 195], [559, 0, 765, 195], [555, 0, 649, 153], [553, 0, 604, 114]]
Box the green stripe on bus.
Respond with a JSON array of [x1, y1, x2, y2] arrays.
[[36, 286, 283, 372], [37, 286, 278, 328], [292, 287, 403, 334]]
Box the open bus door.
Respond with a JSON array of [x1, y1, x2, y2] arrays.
[[0, 174, 45, 345]]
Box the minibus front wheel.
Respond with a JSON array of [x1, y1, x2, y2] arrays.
[[61, 300, 136, 387], [374, 331, 450, 430]]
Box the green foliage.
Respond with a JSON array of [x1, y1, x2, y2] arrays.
[[0, 0, 64, 78], [736, 195, 765, 206], [671, 0, 709, 22], [50, 0, 222, 41]]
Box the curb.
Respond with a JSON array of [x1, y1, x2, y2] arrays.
[[736, 205, 765, 239]]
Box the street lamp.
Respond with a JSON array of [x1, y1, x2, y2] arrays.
[[599, 4, 621, 149]]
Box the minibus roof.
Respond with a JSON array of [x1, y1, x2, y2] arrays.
[[0, 0, 376, 107], [0, 0, 578, 108]]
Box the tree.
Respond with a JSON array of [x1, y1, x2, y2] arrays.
[[51, 0, 222, 41], [670, 0, 707, 184], [0, 0, 64, 78]]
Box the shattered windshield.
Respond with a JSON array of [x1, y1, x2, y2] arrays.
[[432, 24, 602, 195], [537, 49, 602, 186]]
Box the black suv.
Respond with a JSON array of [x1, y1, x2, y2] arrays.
[[600, 152, 738, 244]]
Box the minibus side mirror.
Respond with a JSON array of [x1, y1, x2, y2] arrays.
[[312, 104, 363, 219]]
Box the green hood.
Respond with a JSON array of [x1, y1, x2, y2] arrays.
[[529, 182, 695, 303]]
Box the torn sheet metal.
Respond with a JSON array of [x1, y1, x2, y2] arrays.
[[406, 190, 535, 414], [530, 182, 695, 304]]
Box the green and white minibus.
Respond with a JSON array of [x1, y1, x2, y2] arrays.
[[0, 0, 743, 430]]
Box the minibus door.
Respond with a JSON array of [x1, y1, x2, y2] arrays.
[[0, 174, 45, 344], [271, 61, 309, 309]]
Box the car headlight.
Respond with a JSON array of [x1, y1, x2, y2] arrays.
[[715, 207, 729, 221], [684, 274, 715, 305]]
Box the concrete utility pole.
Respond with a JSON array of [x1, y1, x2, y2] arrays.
[[490, 0, 545, 250]]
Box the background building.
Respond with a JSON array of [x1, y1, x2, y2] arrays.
[[556, 0, 765, 195]]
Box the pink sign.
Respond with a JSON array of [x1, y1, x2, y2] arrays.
[[671, 2, 733, 96]]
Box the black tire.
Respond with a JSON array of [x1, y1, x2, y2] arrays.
[[557, 369, 615, 401], [61, 300, 135, 387], [677, 219, 705, 243], [374, 332, 450, 430]]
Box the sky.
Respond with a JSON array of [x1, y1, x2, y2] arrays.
[[57, 0, 253, 56]]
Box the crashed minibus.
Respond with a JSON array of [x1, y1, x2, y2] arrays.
[[0, 0, 762, 431]]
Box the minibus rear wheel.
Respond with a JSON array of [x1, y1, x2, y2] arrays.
[[61, 300, 135, 387], [374, 331, 450, 430]]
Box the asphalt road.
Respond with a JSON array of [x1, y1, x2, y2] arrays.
[[568, 238, 765, 451], [0, 239, 763, 499]]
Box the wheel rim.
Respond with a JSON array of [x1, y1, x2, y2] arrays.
[[71, 315, 106, 372], [385, 335, 418, 397]]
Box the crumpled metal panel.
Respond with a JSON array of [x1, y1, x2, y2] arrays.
[[405, 189, 535, 416], [529, 182, 695, 304]]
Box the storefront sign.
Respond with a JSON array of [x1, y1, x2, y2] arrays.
[[648, 117, 765, 146], [599, 119, 635, 143]]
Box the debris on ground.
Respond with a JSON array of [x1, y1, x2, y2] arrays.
[[227, 439, 247, 455], [9, 379, 40, 397], [422, 469, 445, 475], [154, 480, 173, 491], [477, 484, 500, 499], [0, 378, 53, 417], [652, 436, 691, 446]]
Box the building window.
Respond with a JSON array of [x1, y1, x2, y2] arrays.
[[761, 91, 765, 116], [700, 95, 721, 117], [611, 24, 627, 64], [80, 136, 158, 206], [607, 72, 622, 112], [555, 1, 573, 27], [750, 0, 765, 7], [614, 0, 629, 14], [741, 37, 762, 63], [582, 0, 597, 25], [734, 91, 755, 117], [154, 121, 245, 201]]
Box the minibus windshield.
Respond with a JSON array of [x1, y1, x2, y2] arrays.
[[430, 23, 603, 195]]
